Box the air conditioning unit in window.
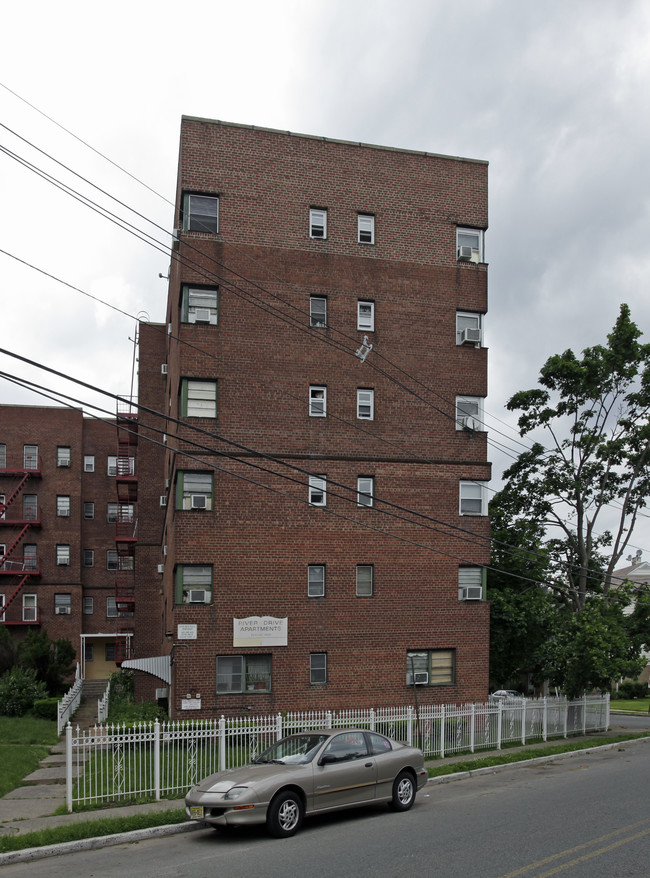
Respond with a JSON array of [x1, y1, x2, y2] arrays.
[[190, 494, 207, 509], [59, 460, 71, 468], [460, 327, 481, 345], [458, 416, 478, 432], [157, 564, 165, 574], [193, 308, 212, 323], [161, 364, 168, 375], [160, 496, 167, 507], [188, 589, 209, 603], [460, 586, 483, 601], [55, 606, 71, 615], [172, 228, 181, 249], [413, 672, 428, 685], [457, 245, 473, 262]]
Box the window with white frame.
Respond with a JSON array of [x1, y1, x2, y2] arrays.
[[310, 653, 327, 684], [357, 388, 374, 420], [54, 594, 72, 615], [107, 456, 135, 476], [309, 208, 327, 239], [180, 379, 217, 418], [309, 386, 327, 417], [83, 596, 94, 614], [459, 481, 488, 516], [357, 476, 374, 507], [358, 214, 375, 244], [0, 444, 6, 469], [357, 300, 375, 332], [308, 565, 325, 597], [107, 503, 118, 522], [0, 594, 5, 622], [23, 544, 37, 571], [107, 596, 118, 618], [407, 649, 455, 686], [455, 396, 484, 431], [356, 564, 374, 596], [83, 502, 94, 520], [57, 446, 71, 467], [23, 594, 37, 623], [23, 445, 38, 470], [181, 285, 218, 325], [107, 550, 118, 571], [84, 455, 95, 473], [183, 193, 219, 234], [456, 311, 483, 346], [458, 566, 484, 601], [83, 549, 94, 568], [109, 503, 134, 523], [216, 655, 272, 693], [0, 544, 5, 569], [57, 496, 71, 517], [56, 545, 70, 566], [23, 494, 37, 521], [308, 475, 327, 507], [175, 564, 213, 604], [177, 472, 213, 510], [456, 228, 484, 263], [310, 296, 327, 327], [0, 494, 5, 520]]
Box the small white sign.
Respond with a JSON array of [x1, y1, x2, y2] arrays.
[[177, 624, 198, 640], [181, 698, 201, 710], [233, 616, 288, 647]]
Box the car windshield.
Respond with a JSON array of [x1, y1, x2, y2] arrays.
[[254, 734, 329, 765]]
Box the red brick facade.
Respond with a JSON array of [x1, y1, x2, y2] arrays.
[[135, 119, 491, 717]]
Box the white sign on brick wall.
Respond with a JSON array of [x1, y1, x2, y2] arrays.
[[233, 616, 288, 646]]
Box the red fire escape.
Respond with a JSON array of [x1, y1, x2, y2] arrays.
[[0, 448, 42, 625], [114, 404, 138, 664]]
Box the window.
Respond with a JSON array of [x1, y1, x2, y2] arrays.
[[456, 227, 484, 263], [23, 594, 37, 623], [177, 472, 213, 510], [358, 213, 375, 244], [182, 285, 218, 325], [23, 494, 37, 521], [84, 643, 94, 662], [357, 300, 375, 332], [309, 386, 327, 417], [107, 503, 118, 523], [83, 596, 94, 614], [56, 545, 70, 566], [107, 550, 118, 571], [107, 456, 135, 476], [458, 566, 484, 601], [57, 446, 71, 467], [175, 565, 213, 604], [84, 455, 95, 473], [308, 565, 325, 597], [357, 477, 374, 508], [180, 379, 217, 418], [183, 193, 219, 234], [83, 502, 94, 520], [310, 653, 327, 685], [310, 296, 327, 328], [0, 594, 5, 623], [407, 650, 455, 686], [309, 208, 327, 239], [216, 655, 272, 693], [57, 496, 71, 517], [0, 495, 4, 520], [23, 445, 38, 470], [54, 594, 72, 615], [357, 388, 374, 420], [0, 444, 6, 469], [23, 544, 37, 571], [459, 481, 488, 516], [105, 643, 116, 662], [83, 550, 94, 568], [455, 396, 483, 431], [107, 597, 117, 618], [308, 475, 327, 507], [107, 551, 133, 572], [356, 565, 374, 596], [456, 311, 483, 346], [107, 503, 134, 524]]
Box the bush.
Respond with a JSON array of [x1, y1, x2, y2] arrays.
[[618, 681, 648, 699], [0, 667, 47, 716], [32, 697, 59, 721]]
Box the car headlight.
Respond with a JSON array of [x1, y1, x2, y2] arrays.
[[224, 786, 249, 800]]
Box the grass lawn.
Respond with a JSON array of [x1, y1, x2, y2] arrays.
[[0, 715, 59, 798], [611, 698, 650, 712]]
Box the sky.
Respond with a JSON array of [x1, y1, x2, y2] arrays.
[[2, 0, 650, 556]]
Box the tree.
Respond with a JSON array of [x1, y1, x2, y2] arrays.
[[17, 629, 76, 696]]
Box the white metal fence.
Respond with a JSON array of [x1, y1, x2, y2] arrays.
[[57, 663, 83, 735], [64, 694, 609, 811]]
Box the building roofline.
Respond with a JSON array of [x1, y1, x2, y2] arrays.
[[180, 116, 489, 167]]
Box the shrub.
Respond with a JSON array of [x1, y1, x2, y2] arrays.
[[618, 681, 648, 699], [32, 697, 60, 721], [0, 667, 47, 716]]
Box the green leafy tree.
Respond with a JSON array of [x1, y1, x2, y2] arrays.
[[0, 625, 17, 675], [0, 666, 47, 716], [17, 630, 76, 696]]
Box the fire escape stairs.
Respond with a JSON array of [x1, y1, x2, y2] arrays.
[[114, 405, 138, 664], [1, 467, 41, 624]]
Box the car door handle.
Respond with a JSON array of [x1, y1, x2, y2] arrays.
[[365, 762, 373, 768]]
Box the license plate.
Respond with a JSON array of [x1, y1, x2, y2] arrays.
[[190, 806, 204, 819]]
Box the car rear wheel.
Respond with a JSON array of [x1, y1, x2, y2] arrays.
[[266, 790, 304, 838], [389, 770, 416, 811]]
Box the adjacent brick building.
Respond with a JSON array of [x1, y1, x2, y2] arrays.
[[132, 118, 492, 717]]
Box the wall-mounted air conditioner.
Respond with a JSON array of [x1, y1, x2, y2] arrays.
[[457, 245, 473, 262], [55, 606, 71, 615], [161, 364, 168, 375], [193, 308, 212, 323], [172, 229, 181, 249], [190, 494, 207, 509], [460, 327, 481, 345], [157, 564, 165, 574], [460, 586, 483, 601], [413, 672, 428, 685], [160, 496, 167, 507], [188, 589, 209, 604]]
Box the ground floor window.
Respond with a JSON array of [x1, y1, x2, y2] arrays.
[[406, 649, 455, 686], [216, 655, 271, 693]]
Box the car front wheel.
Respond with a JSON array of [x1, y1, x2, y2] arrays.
[[266, 790, 304, 838], [389, 771, 416, 811]]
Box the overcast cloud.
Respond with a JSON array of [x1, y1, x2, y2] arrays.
[[2, 0, 650, 553]]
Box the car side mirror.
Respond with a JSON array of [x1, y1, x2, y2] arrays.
[[318, 753, 338, 766]]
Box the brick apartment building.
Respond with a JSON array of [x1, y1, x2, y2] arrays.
[[0, 406, 131, 679], [129, 118, 492, 717]]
